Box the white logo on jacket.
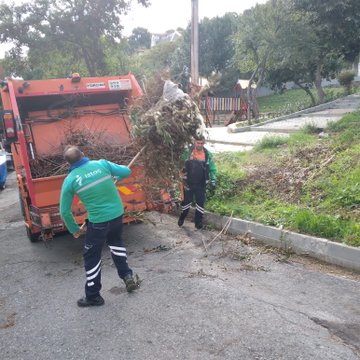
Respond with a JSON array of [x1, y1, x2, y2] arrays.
[[84, 169, 102, 178], [75, 175, 83, 187]]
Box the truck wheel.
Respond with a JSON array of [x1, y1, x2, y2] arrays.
[[26, 226, 40, 243]]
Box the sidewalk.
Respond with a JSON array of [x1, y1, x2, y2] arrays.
[[206, 94, 360, 152]]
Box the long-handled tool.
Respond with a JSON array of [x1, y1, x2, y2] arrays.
[[127, 146, 146, 168], [112, 145, 146, 184]]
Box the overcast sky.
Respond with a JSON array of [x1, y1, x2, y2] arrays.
[[0, 0, 267, 58], [121, 0, 268, 35]]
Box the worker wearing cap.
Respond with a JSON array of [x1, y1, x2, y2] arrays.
[[178, 136, 216, 229], [60, 146, 138, 307]]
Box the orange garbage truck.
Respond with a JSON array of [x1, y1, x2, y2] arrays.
[[0, 74, 165, 242]]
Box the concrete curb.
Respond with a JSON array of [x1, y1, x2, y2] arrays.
[[206, 139, 254, 146], [205, 212, 360, 272]]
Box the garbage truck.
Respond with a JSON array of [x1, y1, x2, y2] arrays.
[[0, 74, 169, 241]]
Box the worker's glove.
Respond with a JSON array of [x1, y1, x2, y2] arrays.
[[209, 179, 216, 191], [180, 168, 187, 181]]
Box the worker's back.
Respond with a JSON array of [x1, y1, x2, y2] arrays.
[[61, 159, 130, 225]]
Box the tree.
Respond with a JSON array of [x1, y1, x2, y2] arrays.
[[198, 13, 238, 76], [170, 13, 240, 95], [232, 1, 289, 119], [133, 40, 181, 80], [263, 4, 328, 106], [293, 0, 360, 102], [232, 0, 355, 106], [0, 0, 150, 76], [128, 27, 151, 53]]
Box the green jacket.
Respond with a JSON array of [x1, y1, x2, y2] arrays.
[[60, 158, 131, 234]]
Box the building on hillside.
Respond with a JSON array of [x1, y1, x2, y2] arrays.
[[151, 30, 182, 48]]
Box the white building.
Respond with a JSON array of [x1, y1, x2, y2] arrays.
[[151, 30, 182, 48]]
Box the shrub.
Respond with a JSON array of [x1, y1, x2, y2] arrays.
[[301, 122, 320, 134], [254, 135, 288, 150], [337, 70, 356, 95]]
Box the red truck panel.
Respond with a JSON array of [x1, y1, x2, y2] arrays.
[[27, 104, 131, 156]]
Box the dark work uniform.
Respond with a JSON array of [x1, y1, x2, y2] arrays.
[[179, 146, 216, 229]]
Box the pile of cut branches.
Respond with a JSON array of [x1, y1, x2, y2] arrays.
[[30, 76, 206, 183], [30, 128, 137, 178], [130, 79, 205, 182]]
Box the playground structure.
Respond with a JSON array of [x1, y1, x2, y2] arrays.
[[200, 79, 259, 127]]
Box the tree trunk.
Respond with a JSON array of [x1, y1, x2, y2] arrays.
[[252, 67, 265, 121], [82, 47, 96, 76], [247, 63, 261, 125], [314, 62, 325, 104], [352, 53, 359, 76], [295, 81, 316, 106]]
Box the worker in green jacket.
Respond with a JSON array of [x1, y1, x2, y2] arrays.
[[178, 135, 216, 229], [60, 146, 138, 307]]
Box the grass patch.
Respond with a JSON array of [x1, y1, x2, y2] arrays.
[[254, 135, 288, 151], [258, 88, 312, 113], [294, 209, 344, 240], [328, 111, 360, 149], [287, 131, 318, 153], [258, 87, 346, 116], [210, 110, 360, 247], [310, 147, 360, 210]]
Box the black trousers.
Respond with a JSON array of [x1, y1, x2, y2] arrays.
[[179, 185, 206, 225], [83, 215, 132, 299]]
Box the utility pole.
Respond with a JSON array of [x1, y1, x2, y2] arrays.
[[191, 0, 199, 87]]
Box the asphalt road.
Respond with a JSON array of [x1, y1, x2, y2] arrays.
[[1, 172, 360, 360]]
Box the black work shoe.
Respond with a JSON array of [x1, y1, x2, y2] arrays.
[[77, 295, 105, 307], [195, 222, 203, 230], [124, 275, 138, 293], [178, 216, 185, 227]]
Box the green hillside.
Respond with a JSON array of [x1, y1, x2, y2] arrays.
[[208, 111, 360, 247]]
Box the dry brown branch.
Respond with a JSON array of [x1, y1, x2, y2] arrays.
[[30, 127, 138, 178], [207, 211, 233, 249], [305, 154, 336, 184]]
